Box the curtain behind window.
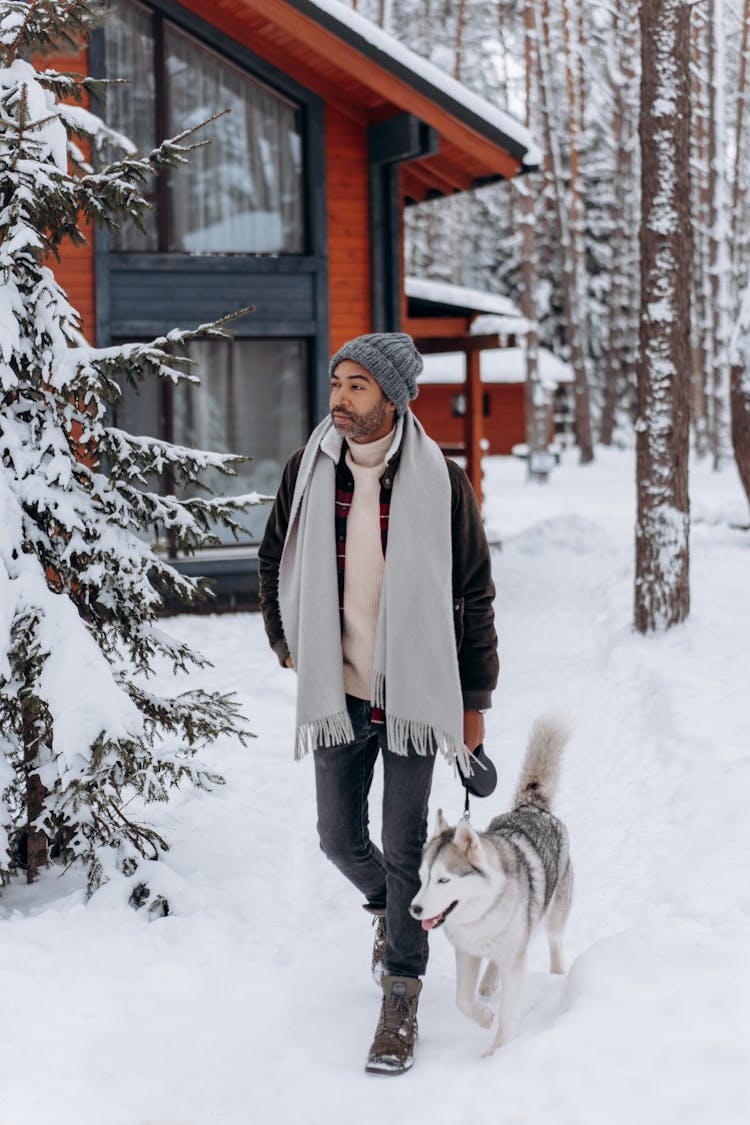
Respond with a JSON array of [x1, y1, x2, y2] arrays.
[[173, 338, 308, 543], [165, 25, 305, 254], [116, 338, 308, 546], [104, 1, 305, 255], [104, 0, 159, 251]]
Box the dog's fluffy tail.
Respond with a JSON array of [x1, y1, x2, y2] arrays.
[[512, 714, 571, 811]]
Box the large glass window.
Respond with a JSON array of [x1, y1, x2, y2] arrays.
[[104, 0, 158, 250], [104, 0, 305, 254], [116, 339, 309, 545]]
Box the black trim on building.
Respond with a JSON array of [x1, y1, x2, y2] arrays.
[[368, 114, 438, 331]]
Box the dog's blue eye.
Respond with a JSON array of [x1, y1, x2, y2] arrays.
[[437, 876, 450, 884]]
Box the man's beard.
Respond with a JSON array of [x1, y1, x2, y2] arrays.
[[331, 398, 390, 440]]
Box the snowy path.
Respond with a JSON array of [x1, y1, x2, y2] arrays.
[[0, 449, 748, 1125]]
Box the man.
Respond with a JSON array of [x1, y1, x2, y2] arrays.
[[258, 332, 498, 1074]]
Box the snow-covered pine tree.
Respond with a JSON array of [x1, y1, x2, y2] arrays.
[[0, 0, 258, 891]]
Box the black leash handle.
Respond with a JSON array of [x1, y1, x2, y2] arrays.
[[459, 742, 498, 817]]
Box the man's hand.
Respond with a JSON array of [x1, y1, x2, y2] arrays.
[[463, 710, 484, 753]]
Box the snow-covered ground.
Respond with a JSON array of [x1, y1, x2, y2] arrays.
[[1, 447, 748, 1125]]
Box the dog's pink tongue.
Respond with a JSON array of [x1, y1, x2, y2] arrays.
[[421, 916, 439, 931]]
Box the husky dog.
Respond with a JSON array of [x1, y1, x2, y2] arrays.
[[410, 716, 573, 1055]]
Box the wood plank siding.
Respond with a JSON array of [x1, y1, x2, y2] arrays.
[[326, 107, 371, 349], [412, 383, 527, 456], [44, 47, 96, 342]]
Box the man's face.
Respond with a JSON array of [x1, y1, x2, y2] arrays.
[[329, 360, 396, 443]]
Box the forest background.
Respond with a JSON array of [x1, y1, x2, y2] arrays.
[[350, 0, 749, 483]]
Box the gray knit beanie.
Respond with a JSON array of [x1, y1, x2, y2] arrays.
[[329, 332, 422, 416]]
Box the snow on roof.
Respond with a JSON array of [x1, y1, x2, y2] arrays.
[[418, 346, 575, 388], [406, 276, 524, 319], [469, 312, 529, 336], [292, 0, 542, 167]]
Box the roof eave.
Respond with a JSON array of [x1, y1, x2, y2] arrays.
[[285, 0, 535, 168]]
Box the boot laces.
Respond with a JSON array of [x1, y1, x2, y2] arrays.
[[378, 991, 413, 1042]]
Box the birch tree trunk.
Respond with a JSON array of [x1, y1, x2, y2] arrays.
[[635, 0, 692, 633]]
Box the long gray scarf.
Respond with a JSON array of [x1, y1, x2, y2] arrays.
[[278, 410, 467, 768]]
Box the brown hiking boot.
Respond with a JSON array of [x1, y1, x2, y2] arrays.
[[365, 974, 422, 1075]]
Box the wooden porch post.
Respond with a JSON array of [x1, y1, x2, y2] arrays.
[[464, 347, 484, 505]]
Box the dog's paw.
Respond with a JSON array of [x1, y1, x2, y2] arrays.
[[469, 1002, 494, 1029], [483, 1025, 516, 1055]]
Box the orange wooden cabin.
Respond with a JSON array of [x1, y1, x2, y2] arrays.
[[415, 349, 575, 455], [55, 0, 537, 602], [402, 277, 574, 460]]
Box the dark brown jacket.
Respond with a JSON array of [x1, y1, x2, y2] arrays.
[[258, 444, 499, 710]]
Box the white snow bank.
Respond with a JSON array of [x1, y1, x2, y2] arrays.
[[0, 446, 747, 1124]]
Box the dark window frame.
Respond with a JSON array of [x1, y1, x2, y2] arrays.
[[90, 0, 330, 422], [113, 334, 312, 554], [97, 0, 312, 257]]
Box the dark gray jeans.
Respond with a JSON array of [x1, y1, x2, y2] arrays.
[[313, 696, 436, 979]]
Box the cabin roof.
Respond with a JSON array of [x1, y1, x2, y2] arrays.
[[196, 0, 540, 199], [406, 276, 524, 319], [419, 347, 575, 388], [289, 0, 540, 168]]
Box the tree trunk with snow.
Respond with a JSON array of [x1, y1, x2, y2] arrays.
[[536, 0, 594, 463], [20, 681, 50, 880], [454, 0, 468, 80], [690, 7, 711, 454], [634, 0, 692, 634], [731, 0, 750, 278], [600, 2, 639, 445], [521, 0, 550, 480], [727, 1, 750, 512], [706, 0, 732, 468], [729, 283, 750, 512]]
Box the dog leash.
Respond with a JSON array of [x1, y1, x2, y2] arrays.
[[459, 742, 498, 820]]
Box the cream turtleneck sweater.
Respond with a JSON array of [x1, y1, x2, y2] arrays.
[[341, 426, 397, 699]]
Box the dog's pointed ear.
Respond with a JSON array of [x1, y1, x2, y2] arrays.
[[434, 808, 451, 835], [454, 816, 482, 862]]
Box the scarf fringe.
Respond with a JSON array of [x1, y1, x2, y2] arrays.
[[373, 674, 470, 771], [294, 710, 355, 761], [384, 713, 471, 774], [372, 672, 386, 710]]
